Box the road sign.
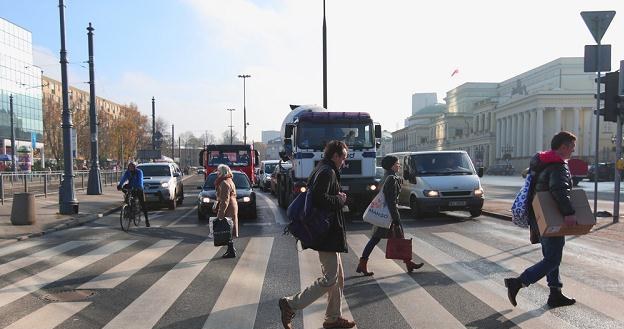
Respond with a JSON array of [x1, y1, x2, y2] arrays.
[[584, 45, 611, 72], [581, 11, 616, 44]]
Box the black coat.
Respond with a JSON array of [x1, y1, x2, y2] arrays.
[[307, 159, 348, 253], [371, 171, 402, 239]]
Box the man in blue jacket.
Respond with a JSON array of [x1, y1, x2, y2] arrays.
[[117, 161, 150, 227]]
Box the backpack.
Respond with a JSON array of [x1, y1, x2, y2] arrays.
[[284, 166, 331, 247], [511, 173, 533, 228]]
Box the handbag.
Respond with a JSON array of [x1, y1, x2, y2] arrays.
[[362, 178, 392, 228], [511, 173, 533, 228], [212, 217, 233, 246], [385, 224, 412, 260]]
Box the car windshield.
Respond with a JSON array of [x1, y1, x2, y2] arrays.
[[139, 165, 171, 177], [264, 163, 278, 174], [207, 150, 250, 166], [296, 122, 374, 150], [410, 153, 476, 176], [204, 173, 251, 190]]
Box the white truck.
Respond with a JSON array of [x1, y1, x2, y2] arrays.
[[275, 104, 382, 214]]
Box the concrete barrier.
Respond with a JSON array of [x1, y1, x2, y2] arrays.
[[11, 193, 36, 225]]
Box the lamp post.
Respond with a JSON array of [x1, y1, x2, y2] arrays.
[[237, 74, 251, 145], [226, 108, 235, 144], [9, 95, 16, 173], [152, 97, 156, 150], [86, 22, 102, 195], [58, 0, 78, 214]]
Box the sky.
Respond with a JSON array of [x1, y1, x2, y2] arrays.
[[3, 0, 624, 142]]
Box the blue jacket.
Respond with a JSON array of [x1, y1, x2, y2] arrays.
[[118, 169, 144, 190]]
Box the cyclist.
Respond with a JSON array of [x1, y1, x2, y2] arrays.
[[117, 161, 150, 227]]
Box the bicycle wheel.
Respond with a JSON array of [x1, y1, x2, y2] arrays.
[[120, 204, 131, 232], [133, 207, 142, 226]]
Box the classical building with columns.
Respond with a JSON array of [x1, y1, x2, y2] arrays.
[[392, 57, 615, 172]]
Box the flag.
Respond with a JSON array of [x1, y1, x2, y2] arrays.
[[450, 68, 459, 77]]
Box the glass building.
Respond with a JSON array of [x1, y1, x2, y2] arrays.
[[0, 18, 44, 170]]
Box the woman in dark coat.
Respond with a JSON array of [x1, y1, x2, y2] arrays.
[[356, 155, 424, 276]]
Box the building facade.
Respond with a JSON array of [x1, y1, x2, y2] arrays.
[[0, 18, 44, 171], [261, 130, 280, 143], [393, 58, 613, 171]]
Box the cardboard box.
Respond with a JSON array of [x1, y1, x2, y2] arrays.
[[532, 189, 596, 237]]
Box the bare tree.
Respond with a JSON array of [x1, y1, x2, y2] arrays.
[[220, 130, 241, 144]]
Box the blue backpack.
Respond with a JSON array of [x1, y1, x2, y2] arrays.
[[284, 168, 331, 247], [511, 173, 533, 228]]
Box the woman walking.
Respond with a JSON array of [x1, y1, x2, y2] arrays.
[[215, 164, 239, 258], [356, 155, 424, 275]]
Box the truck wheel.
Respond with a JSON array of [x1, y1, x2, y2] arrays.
[[469, 208, 482, 218], [410, 196, 422, 219]]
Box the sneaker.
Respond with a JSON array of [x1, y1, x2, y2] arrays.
[[278, 298, 295, 329], [207, 233, 214, 239], [322, 317, 356, 328]]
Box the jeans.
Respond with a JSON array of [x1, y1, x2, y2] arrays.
[[519, 236, 565, 288], [362, 236, 381, 259]]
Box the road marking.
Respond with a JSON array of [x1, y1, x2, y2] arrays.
[[0, 241, 44, 258], [4, 302, 91, 329], [256, 193, 287, 224], [167, 206, 198, 227], [79, 239, 180, 289], [0, 240, 136, 308], [0, 241, 87, 277], [103, 240, 219, 329], [404, 233, 577, 329], [435, 232, 624, 323], [202, 237, 273, 328], [348, 234, 464, 329], [242, 222, 272, 226], [298, 247, 357, 329]]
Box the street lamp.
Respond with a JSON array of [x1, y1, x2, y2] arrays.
[[238, 74, 251, 145], [226, 108, 236, 144]]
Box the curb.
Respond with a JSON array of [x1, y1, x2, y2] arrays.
[[482, 210, 512, 221], [10, 205, 122, 243]]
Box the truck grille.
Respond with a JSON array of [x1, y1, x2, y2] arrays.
[[314, 160, 362, 175]]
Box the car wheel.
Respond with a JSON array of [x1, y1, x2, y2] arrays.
[[177, 189, 184, 205], [249, 202, 257, 219], [168, 196, 176, 210], [469, 208, 482, 218]]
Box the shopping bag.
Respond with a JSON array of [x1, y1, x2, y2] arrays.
[[511, 174, 532, 228], [211, 217, 233, 246], [362, 191, 392, 228], [385, 224, 412, 260]]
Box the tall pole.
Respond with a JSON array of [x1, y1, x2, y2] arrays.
[[227, 108, 235, 144], [178, 136, 181, 164], [9, 95, 16, 173], [58, 0, 78, 214], [238, 74, 251, 145], [152, 97, 156, 150], [86, 22, 102, 195], [593, 42, 601, 218], [171, 124, 175, 159], [322, 0, 327, 109]]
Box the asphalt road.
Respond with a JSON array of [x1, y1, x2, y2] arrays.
[[0, 174, 622, 329]]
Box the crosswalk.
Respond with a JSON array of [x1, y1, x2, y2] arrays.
[[0, 221, 622, 329]]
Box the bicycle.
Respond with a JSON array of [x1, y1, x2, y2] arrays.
[[120, 188, 143, 231]]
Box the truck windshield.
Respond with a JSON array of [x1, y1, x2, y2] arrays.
[[296, 122, 374, 150], [410, 153, 476, 176], [207, 150, 250, 166]]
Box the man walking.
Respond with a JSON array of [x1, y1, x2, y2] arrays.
[[279, 140, 355, 329], [505, 131, 577, 308]]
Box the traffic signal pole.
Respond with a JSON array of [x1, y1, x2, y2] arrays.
[[593, 43, 601, 218]]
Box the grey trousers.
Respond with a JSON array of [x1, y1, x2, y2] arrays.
[[285, 251, 344, 321]]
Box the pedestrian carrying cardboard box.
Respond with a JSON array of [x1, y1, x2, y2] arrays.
[[532, 189, 596, 237]]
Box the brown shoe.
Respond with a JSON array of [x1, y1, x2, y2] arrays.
[[404, 260, 424, 273], [322, 317, 356, 328], [278, 297, 295, 329], [356, 257, 374, 276]]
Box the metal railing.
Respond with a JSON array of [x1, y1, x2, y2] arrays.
[[0, 170, 123, 205]]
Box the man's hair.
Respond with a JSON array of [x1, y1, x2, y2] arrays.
[[551, 131, 576, 150], [323, 140, 348, 159]]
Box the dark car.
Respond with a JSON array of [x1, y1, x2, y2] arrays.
[[270, 162, 292, 196], [587, 163, 623, 182], [486, 163, 515, 176], [197, 171, 257, 220]]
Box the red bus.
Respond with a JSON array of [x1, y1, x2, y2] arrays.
[[199, 144, 260, 185]]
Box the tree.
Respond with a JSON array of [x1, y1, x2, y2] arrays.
[[220, 130, 241, 144], [42, 95, 63, 164]]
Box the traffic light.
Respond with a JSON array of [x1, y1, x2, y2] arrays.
[[597, 71, 620, 122]]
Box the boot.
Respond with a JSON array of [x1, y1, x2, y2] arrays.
[[222, 241, 236, 258], [278, 297, 295, 329], [404, 260, 424, 273], [144, 213, 150, 227], [504, 277, 523, 307], [547, 287, 576, 308], [356, 257, 374, 276]]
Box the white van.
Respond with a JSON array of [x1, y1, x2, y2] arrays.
[[388, 151, 484, 218], [258, 160, 280, 191]]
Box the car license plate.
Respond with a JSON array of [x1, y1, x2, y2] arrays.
[[342, 186, 349, 191], [449, 201, 467, 206]]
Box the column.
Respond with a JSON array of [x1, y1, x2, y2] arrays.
[[511, 114, 517, 157], [506, 117, 512, 154], [582, 108, 591, 156], [496, 119, 501, 159], [490, 113, 496, 132], [535, 108, 544, 152], [589, 110, 597, 156], [516, 114, 523, 157], [528, 110, 535, 155], [522, 112, 529, 157], [554, 107, 562, 134], [482, 114, 486, 132], [572, 107, 581, 149]]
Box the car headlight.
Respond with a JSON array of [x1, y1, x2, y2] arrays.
[[299, 186, 307, 193], [161, 182, 169, 188], [202, 197, 211, 203], [242, 196, 251, 202], [474, 188, 484, 197], [367, 184, 377, 191], [424, 190, 440, 197]]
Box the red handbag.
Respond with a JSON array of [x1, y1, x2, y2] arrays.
[[385, 224, 412, 260]]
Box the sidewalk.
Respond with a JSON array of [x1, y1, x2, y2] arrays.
[[0, 185, 122, 242]]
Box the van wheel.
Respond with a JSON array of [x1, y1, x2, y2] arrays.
[[410, 196, 422, 219], [469, 208, 482, 218], [168, 196, 176, 210]]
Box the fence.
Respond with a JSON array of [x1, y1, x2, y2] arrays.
[[0, 170, 123, 205]]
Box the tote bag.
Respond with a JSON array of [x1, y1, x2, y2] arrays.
[[362, 178, 392, 228], [511, 174, 532, 228], [385, 224, 412, 260]]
